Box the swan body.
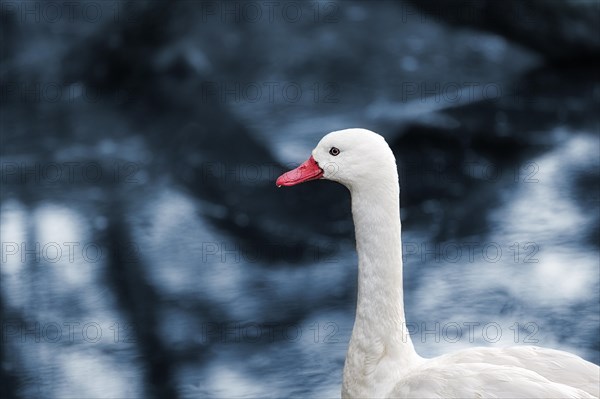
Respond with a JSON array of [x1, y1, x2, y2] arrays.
[[276, 128, 599, 398]]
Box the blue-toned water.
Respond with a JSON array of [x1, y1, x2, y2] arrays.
[[1, 1, 598, 398], [2, 132, 598, 398]]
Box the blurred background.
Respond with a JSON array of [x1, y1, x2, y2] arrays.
[[1, 0, 599, 398]]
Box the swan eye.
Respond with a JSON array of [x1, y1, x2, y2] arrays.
[[329, 147, 340, 156]]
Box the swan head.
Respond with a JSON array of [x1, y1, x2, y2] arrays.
[[276, 128, 398, 191]]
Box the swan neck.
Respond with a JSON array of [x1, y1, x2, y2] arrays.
[[350, 183, 414, 350]]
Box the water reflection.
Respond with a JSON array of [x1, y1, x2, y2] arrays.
[[408, 132, 599, 362]]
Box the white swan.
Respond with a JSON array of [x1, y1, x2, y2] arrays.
[[276, 128, 599, 399]]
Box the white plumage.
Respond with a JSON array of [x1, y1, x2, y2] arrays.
[[277, 128, 599, 398], [391, 347, 598, 398]]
